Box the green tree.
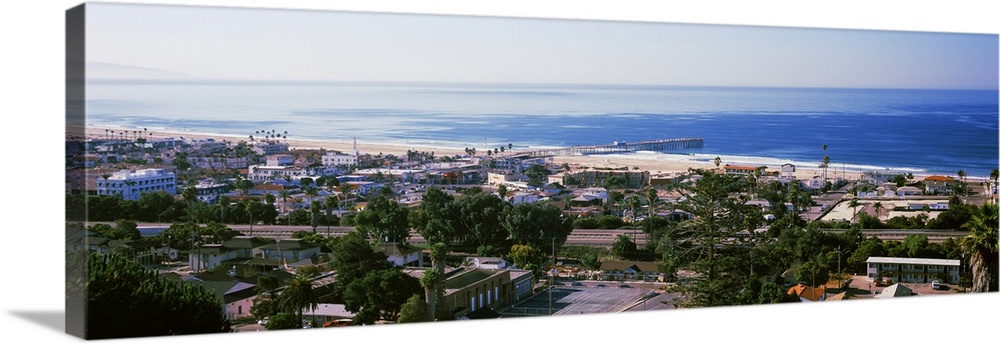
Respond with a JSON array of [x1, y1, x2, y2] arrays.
[[579, 253, 601, 271], [330, 232, 394, 298], [411, 186, 456, 245], [794, 260, 830, 287], [344, 269, 422, 324], [501, 202, 572, 254], [525, 164, 552, 187], [611, 234, 636, 260], [422, 242, 449, 320], [509, 244, 544, 270], [354, 194, 410, 243], [397, 294, 431, 323], [667, 169, 763, 308], [84, 252, 229, 339], [277, 274, 318, 326], [962, 202, 999, 292], [452, 192, 510, 254], [264, 312, 300, 330]]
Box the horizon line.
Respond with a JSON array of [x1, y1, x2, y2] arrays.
[[82, 77, 1000, 92]]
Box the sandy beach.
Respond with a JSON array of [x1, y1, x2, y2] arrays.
[[77, 124, 977, 183]]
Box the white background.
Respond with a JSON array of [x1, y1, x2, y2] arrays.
[[1, 1, 997, 343]]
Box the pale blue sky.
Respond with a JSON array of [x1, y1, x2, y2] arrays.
[[85, 2, 999, 89]]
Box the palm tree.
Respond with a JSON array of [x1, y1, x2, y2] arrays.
[[957, 169, 967, 199], [278, 274, 318, 326], [278, 189, 290, 215], [714, 156, 721, 169], [991, 168, 999, 200], [217, 195, 231, 223], [421, 243, 448, 321], [849, 198, 860, 225], [309, 201, 321, 234], [961, 202, 998, 292], [324, 196, 338, 235], [872, 202, 884, 220]]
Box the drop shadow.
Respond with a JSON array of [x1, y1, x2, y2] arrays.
[[9, 310, 65, 334]]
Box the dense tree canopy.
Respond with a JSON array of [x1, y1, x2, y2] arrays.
[[84, 252, 230, 339]]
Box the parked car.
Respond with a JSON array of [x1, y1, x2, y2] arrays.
[[257, 317, 269, 326], [932, 280, 941, 290]]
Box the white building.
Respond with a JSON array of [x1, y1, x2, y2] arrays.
[[188, 156, 249, 170], [866, 256, 960, 284], [508, 191, 542, 205], [95, 168, 176, 200], [251, 141, 289, 155], [247, 165, 310, 182], [266, 154, 294, 166], [322, 153, 357, 167]]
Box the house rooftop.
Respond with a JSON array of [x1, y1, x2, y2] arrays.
[[866, 257, 960, 266]]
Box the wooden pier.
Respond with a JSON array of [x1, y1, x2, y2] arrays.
[[525, 137, 703, 157]]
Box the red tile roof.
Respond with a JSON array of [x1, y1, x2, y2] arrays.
[[924, 175, 954, 182]]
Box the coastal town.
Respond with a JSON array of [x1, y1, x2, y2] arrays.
[[65, 128, 999, 338]]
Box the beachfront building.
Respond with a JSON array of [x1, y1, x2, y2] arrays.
[[265, 154, 294, 166], [923, 175, 957, 195], [95, 168, 177, 201], [561, 170, 649, 188], [781, 163, 796, 178], [322, 153, 358, 167], [252, 141, 289, 155], [188, 155, 250, 170], [246, 164, 339, 182], [723, 164, 764, 177], [865, 257, 960, 284]]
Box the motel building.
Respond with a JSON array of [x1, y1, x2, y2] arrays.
[[865, 256, 960, 285], [95, 168, 177, 201]]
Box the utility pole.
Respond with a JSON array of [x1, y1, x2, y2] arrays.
[[549, 236, 554, 316], [837, 246, 842, 289]]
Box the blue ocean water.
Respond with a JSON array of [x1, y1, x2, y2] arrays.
[[85, 81, 998, 177]]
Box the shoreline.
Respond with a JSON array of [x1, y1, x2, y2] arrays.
[[77, 124, 989, 182]]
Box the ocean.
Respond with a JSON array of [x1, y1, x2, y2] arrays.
[[84, 81, 999, 178]]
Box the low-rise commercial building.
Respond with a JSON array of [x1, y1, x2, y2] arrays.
[[866, 256, 960, 284]]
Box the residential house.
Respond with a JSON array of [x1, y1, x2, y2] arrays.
[[508, 191, 542, 205], [780, 163, 796, 178], [301, 304, 356, 325], [723, 164, 764, 176], [866, 257, 960, 284], [923, 175, 957, 195], [189, 236, 269, 272], [597, 260, 664, 282], [787, 283, 827, 302], [897, 186, 923, 196], [875, 283, 914, 299], [184, 276, 258, 320], [374, 242, 424, 267], [260, 239, 321, 265]]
